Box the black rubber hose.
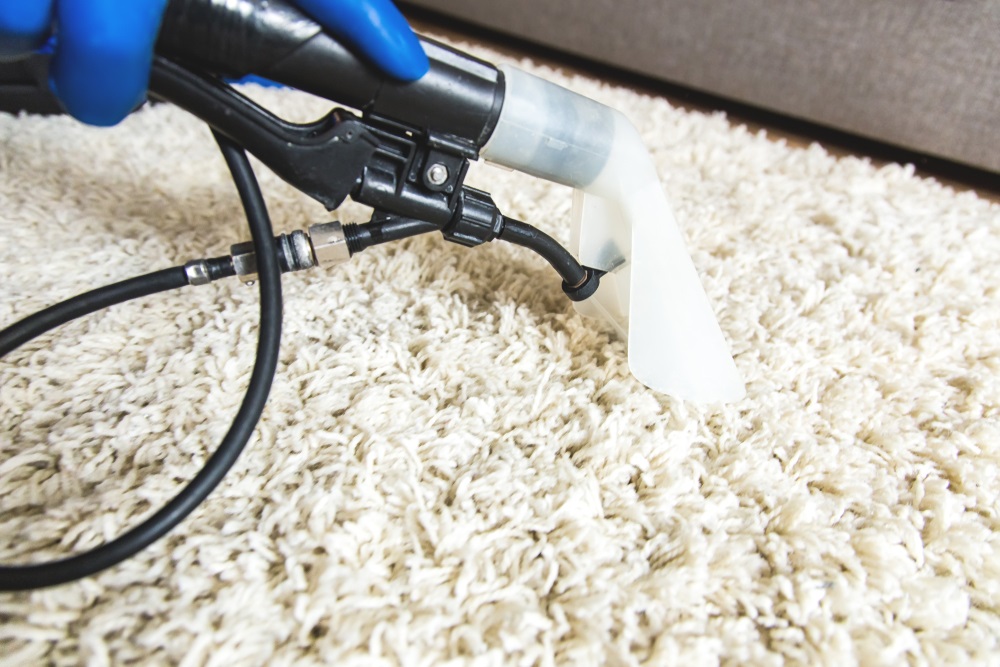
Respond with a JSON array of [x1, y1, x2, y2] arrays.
[[0, 268, 189, 356], [0, 134, 283, 590], [498, 217, 588, 288]]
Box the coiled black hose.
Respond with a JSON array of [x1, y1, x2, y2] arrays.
[[0, 133, 283, 590]]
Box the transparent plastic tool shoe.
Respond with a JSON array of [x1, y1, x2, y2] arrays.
[[481, 66, 745, 403]]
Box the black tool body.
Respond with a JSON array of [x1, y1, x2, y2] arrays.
[[151, 0, 509, 245], [157, 0, 505, 147]]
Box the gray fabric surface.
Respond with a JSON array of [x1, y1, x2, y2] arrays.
[[405, 0, 1000, 174]]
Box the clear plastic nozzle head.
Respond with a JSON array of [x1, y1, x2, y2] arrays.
[[481, 66, 745, 403]]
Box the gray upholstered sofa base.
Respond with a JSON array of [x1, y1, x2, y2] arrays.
[[404, 0, 999, 175]]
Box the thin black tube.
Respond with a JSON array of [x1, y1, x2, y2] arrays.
[[498, 217, 588, 287], [0, 268, 189, 357], [343, 217, 439, 254], [0, 135, 283, 590], [367, 217, 439, 244]]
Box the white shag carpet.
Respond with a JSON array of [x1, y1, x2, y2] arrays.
[[1, 35, 999, 666]]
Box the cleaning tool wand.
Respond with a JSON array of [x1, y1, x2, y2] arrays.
[[154, 0, 745, 401]]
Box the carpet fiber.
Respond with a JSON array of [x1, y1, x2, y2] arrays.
[[1, 37, 999, 666]]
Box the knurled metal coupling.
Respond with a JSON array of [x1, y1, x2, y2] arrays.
[[230, 224, 351, 282], [232, 229, 312, 280]]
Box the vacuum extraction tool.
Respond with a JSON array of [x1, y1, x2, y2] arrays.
[[481, 68, 745, 402], [0, 0, 743, 589], [152, 0, 745, 402]]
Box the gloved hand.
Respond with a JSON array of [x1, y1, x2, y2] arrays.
[[0, 0, 428, 127]]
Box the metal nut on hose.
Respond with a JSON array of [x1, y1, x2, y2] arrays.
[[230, 240, 258, 281], [308, 221, 351, 267]]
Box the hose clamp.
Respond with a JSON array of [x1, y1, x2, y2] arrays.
[[184, 260, 212, 286]]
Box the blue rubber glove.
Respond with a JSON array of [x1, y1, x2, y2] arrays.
[[0, 0, 428, 127]]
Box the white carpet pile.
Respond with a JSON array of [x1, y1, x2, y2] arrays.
[[1, 37, 999, 666]]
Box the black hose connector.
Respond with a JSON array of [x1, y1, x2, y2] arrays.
[[562, 267, 605, 302], [442, 188, 505, 248]]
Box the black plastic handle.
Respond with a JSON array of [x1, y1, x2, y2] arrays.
[[156, 0, 505, 146]]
